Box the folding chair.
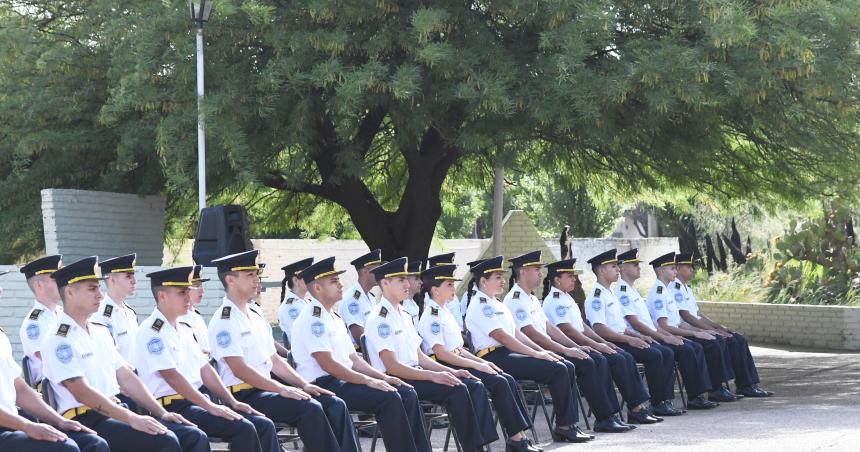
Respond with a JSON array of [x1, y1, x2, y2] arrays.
[[21, 355, 41, 390]]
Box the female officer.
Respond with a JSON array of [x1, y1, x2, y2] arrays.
[[464, 256, 593, 444], [416, 264, 541, 452]]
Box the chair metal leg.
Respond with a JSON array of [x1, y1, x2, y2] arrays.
[[515, 384, 540, 444], [674, 364, 687, 408]]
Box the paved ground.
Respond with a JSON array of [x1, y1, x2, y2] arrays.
[[355, 345, 860, 452]]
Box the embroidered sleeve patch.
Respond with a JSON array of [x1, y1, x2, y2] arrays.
[[216, 331, 232, 348], [147, 337, 165, 355], [56, 343, 73, 363]]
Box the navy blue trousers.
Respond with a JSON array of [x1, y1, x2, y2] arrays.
[[603, 349, 651, 408], [166, 399, 279, 452], [618, 342, 675, 404]]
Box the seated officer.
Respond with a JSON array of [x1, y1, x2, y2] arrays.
[[426, 253, 465, 330], [364, 257, 497, 452], [584, 249, 686, 416], [671, 253, 773, 398], [91, 254, 140, 364], [41, 257, 207, 452], [135, 266, 279, 452], [179, 265, 211, 356], [503, 251, 636, 432], [276, 258, 314, 347], [207, 251, 358, 452], [646, 252, 740, 403], [417, 264, 541, 452], [19, 255, 64, 387], [457, 258, 488, 329], [464, 256, 593, 443], [1, 277, 108, 452], [614, 249, 717, 410], [401, 260, 423, 327], [292, 257, 431, 452], [338, 249, 384, 345], [541, 258, 660, 424]]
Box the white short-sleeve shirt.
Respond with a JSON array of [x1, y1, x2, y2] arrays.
[[208, 298, 277, 387], [542, 287, 585, 332], [673, 279, 701, 318], [646, 280, 682, 327], [402, 298, 420, 328], [42, 313, 125, 414], [464, 290, 517, 353], [445, 294, 465, 330], [135, 308, 207, 399], [292, 298, 355, 383], [614, 281, 657, 331], [503, 284, 548, 334], [179, 309, 211, 354], [337, 283, 375, 330], [19, 301, 62, 383], [585, 282, 627, 333], [0, 330, 22, 415], [364, 298, 422, 373], [91, 295, 139, 364], [277, 290, 310, 345], [417, 298, 464, 356]]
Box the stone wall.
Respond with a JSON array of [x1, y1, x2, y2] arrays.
[[699, 301, 860, 350]]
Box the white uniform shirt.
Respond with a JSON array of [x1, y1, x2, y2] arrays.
[[542, 287, 585, 332], [292, 298, 355, 383], [503, 284, 549, 335], [0, 330, 22, 415], [465, 289, 517, 353], [338, 283, 375, 332], [91, 295, 139, 364], [208, 297, 277, 387], [179, 309, 211, 354], [417, 298, 464, 356], [646, 280, 682, 327], [402, 298, 420, 328], [364, 297, 422, 373], [585, 282, 627, 333], [614, 281, 657, 331], [277, 290, 310, 345], [42, 313, 125, 414], [673, 279, 701, 318], [444, 294, 465, 330], [19, 301, 62, 383], [134, 308, 207, 399]]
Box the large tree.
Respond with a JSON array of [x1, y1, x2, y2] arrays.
[[2, 0, 860, 260]]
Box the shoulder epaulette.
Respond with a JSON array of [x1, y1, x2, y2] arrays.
[[657, 286, 663, 294], [103, 305, 114, 318], [56, 324, 70, 337], [353, 290, 361, 299], [479, 297, 487, 303], [620, 285, 627, 292], [221, 306, 232, 319], [151, 318, 164, 332], [29, 309, 43, 320], [513, 291, 520, 299], [312, 306, 322, 317], [430, 307, 439, 316], [380, 307, 388, 318], [675, 282, 681, 289], [553, 291, 560, 298], [286, 297, 295, 305], [594, 288, 602, 297]]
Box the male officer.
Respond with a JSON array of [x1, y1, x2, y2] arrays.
[[584, 249, 685, 416], [614, 249, 717, 409], [41, 256, 207, 452], [135, 266, 279, 452], [276, 258, 314, 347], [19, 255, 64, 386], [542, 257, 659, 423], [1, 276, 108, 452], [292, 256, 432, 452], [425, 253, 465, 330], [208, 250, 358, 452], [504, 251, 637, 432], [401, 260, 423, 327], [179, 265, 211, 356], [91, 254, 139, 363], [339, 249, 384, 344], [365, 257, 497, 452], [672, 253, 773, 397], [646, 252, 740, 403]]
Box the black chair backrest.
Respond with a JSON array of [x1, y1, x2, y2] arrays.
[[463, 330, 477, 353], [21, 355, 36, 388], [359, 335, 370, 358], [287, 351, 297, 369], [282, 332, 291, 350], [42, 379, 58, 409]]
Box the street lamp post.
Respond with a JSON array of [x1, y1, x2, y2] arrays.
[[190, 1, 212, 211]]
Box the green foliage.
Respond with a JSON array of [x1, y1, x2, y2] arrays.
[[690, 265, 769, 303]]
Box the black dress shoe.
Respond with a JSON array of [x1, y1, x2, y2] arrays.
[[552, 426, 594, 443], [612, 415, 636, 430], [688, 395, 719, 409], [738, 385, 774, 398], [594, 417, 631, 433], [708, 387, 741, 402], [651, 401, 685, 416], [505, 438, 542, 452], [627, 409, 662, 424], [526, 438, 544, 451]]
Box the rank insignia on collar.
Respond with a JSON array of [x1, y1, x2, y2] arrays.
[[553, 292, 560, 298], [380, 307, 388, 318], [286, 297, 295, 305], [313, 306, 322, 317], [30, 309, 43, 320], [221, 306, 232, 319], [103, 305, 113, 318], [479, 297, 487, 303], [353, 290, 361, 299], [620, 285, 627, 292], [594, 288, 601, 297], [657, 286, 663, 294], [57, 324, 70, 337], [675, 282, 681, 289], [431, 307, 439, 316], [152, 318, 164, 332], [513, 291, 520, 299]]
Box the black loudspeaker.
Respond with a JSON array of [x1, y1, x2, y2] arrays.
[[192, 204, 253, 266]]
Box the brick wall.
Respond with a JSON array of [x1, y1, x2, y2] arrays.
[[42, 189, 165, 265], [699, 301, 860, 350]]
